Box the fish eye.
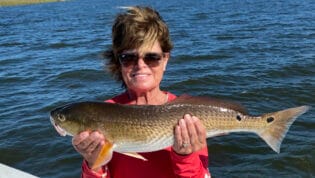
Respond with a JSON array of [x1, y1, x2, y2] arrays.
[[58, 115, 66, 122]]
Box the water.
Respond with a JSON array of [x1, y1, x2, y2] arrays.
[[0, 0, 314, 177]]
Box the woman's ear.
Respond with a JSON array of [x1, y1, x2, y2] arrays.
[[162, 52, 170, 71]]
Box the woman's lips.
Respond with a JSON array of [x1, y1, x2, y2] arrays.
[[131, 73, 152, 83], [132, 73, 150, 77]]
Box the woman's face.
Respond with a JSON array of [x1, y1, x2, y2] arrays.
[[120, 41, 169, 92]]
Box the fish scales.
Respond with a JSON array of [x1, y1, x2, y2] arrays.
[[97, 103, 241, 152], [50, 97, 310, 154]]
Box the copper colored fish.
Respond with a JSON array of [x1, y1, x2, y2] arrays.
[[50, 95, 310, 169]]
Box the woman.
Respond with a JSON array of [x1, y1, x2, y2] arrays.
[[72, 6, 211, 178]]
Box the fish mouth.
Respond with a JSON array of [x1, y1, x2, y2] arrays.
[[50, 116, 68, 136]]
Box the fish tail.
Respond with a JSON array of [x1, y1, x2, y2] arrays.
[[258, 105, 310, 153], [91, 142, 115, 170]]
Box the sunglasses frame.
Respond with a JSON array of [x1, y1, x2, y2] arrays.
[[118, 52, 165, 67]]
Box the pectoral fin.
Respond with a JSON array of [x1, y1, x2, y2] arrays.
[[121, 152, 147, 161], [91, 141, 116, 170]]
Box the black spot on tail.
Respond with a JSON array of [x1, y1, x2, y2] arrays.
[[267, 117, 274, 123], [236, 115, 242, 121]]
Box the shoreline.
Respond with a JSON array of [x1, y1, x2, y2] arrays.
[[0, 0, 66, 7]]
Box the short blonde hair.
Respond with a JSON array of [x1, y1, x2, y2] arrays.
[[104, 6, 173, 87]]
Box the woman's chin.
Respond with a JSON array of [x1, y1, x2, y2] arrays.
[[129, 83, 156, 92]]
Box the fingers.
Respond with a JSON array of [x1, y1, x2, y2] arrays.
[[72, 131, 89, 146], [173, 114, 207, 155], [173, 118, 192, 154], [185, 115, 198, 149], [174, 125, 182, 150], [193, 116, 206, 146], [72, 131, 105, 165], [180, 117, 191, 146], [73, 132, 94, 151], [73, 132, 104, 151]]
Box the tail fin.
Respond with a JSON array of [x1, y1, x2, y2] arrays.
[[258, 106, 310, 153]]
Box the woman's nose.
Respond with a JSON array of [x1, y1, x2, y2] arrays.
[[136, 57, 147, 67]]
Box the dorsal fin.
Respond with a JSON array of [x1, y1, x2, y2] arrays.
[[169, 94, 248, 115]]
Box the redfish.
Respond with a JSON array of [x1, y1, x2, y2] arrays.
[[50, 96, 310, 169]]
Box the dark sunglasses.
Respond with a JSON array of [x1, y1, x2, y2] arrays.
[[118, 52, 165, 67]]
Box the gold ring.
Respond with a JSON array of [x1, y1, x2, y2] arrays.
[[182, 142, 190, 148]]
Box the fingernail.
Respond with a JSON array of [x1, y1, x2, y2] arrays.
[[81, 132, 89, 138], [91, 131, 99, 137], [180, 119, 185, 126], [100, 140, 105, 146], [184, 114, 191, 119]]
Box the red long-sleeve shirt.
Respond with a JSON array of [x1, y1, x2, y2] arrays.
[[81, 92, 211, 178]]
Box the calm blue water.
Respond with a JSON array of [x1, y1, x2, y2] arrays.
[[0, 0, 314, 177]]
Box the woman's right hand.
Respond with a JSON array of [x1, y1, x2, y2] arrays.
[[72, 131, 105, 170]]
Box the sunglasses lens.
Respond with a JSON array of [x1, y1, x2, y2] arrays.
[[118, 52, 164, 67], [118, 53, 138, 67], [143, 53, 163, 66]]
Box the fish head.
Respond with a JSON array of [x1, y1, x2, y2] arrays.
[[50, 103, 85, 136]]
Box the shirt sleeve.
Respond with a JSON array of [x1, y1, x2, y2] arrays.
[[170, 147, 211, 178], [81, 160, 111, 178]]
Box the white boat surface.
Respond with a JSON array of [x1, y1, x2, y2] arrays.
[[0, 163, 39, 178]]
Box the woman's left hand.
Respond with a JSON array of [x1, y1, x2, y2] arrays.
[[173, 114, 207, 155]]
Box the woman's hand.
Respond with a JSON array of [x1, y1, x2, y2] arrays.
[[173, 114, 207, 155], [72, 131, 105, 170]]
